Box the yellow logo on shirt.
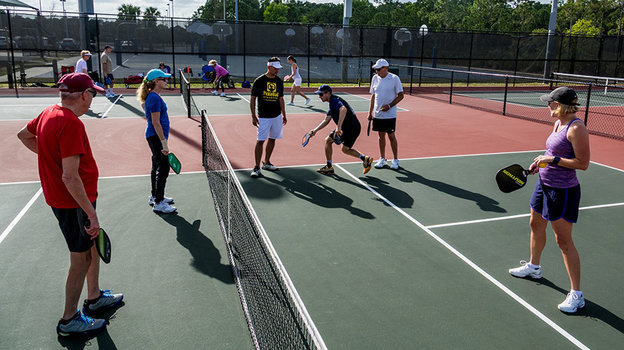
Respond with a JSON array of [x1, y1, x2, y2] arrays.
[[263, 82, 279, 101]]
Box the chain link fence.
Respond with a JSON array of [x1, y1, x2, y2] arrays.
[[2, 10, 624, 89]]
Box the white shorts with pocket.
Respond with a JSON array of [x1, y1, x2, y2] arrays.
[[257, 115, 283, 141], [292, 76, 302, 87]]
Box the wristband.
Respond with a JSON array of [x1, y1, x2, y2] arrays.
[[552, 156, 560, 165]]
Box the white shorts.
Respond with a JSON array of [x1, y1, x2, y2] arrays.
[[292, 76, 302, 87], [257, 115, 283, 141]]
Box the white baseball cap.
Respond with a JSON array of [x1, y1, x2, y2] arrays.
[[372, 58, 389, 69]]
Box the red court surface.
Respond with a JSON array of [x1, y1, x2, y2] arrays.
[[2, 89, 624, 184]]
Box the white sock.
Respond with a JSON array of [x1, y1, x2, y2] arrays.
[[528, 262, 540, 269], [571, 289, 583, 297]]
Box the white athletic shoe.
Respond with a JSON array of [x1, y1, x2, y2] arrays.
[[390, 159, 400, 170], [153, 201, 177, 213], [305, 98, 311, 105], [220, 92, 226, 97], [286, 102, 294, 106], [148, 196, 174, 206], [374, 158, 388, 169], [509, 260, 542, 279], [261, 162, 278, 171], [250, 166, 261, 178], [212, 91, 219, 96], [558, 292, 585, 313]]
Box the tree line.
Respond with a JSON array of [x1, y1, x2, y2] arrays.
[[116, 0, 624, 36]]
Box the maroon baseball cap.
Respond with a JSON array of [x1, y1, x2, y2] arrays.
[[58, 73, 105, 94]]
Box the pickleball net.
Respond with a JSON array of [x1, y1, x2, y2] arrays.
[[179, 69, 201, 120], [201, 110, 327, 350]]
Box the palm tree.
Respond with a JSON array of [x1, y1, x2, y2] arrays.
[[117, 4, 141, 21]]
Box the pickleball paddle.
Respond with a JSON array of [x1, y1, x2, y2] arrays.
[[302, 133, 311, 147], [495, 163, 546, 193], [168, 152, 181, 174], [367, 119, 371, 136]]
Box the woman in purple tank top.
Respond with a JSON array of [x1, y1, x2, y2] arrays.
[[508, 87, 590, 314]]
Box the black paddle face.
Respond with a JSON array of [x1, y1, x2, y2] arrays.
[[496, 164, 529, 193], [96, 228, 111, 264], [367, 119, 371, 136]]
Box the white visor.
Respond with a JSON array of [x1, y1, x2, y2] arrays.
[[267, 61, 282, 69]]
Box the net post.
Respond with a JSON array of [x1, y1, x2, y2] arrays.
[[549, 72, 554, 90], [409, 65, 414, 95], [584, 83, 592, 126], [449, 71, 454, 104], [503, 76, 509, 116]]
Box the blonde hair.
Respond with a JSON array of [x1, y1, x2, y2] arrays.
[[136, 78, 157, 104], [555, 103, 579, 117], [209, 59, 217, 65]]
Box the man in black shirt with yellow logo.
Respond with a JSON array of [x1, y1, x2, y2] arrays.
[[250, 57, 287, 177]]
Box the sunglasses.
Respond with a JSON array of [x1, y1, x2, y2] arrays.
[[374, 67, 386, 72], [84, 89, 97, 97], [156, 77, 168, 82]]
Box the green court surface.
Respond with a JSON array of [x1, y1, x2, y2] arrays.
[[0, 173, 252, 349], [236, 152, 624, 349], [454, 90, 624, 108]]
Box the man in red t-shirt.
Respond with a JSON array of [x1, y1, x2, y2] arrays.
[[17, 73, 123, 337]]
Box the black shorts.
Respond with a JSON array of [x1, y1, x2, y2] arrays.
[[330, 124, 360, 149], [51, 201, 96, 253], [530, 180, 581, 223], [372, 118, 396, 134]]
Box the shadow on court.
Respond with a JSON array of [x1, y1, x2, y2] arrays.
[[244, 168, 375, 219], [361, 176, 414, 209], [158, 214, 233, 284], [114, 97, 146, 117], [394, 168, 506, 213], [533, 277, 624, 335]]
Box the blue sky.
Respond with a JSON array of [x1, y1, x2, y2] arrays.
[[18, 0, 554, 20]]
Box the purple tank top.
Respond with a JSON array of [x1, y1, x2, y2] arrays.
[[539, 118, 581, 188]]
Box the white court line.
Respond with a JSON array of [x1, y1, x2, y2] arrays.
[[112, 56, 133, 72], [101, 94, 122, 118], [334, 163, 590, 350], [0, 187, 42, 246], [426, 202, 624, 229], [236, 92, 250, 103]]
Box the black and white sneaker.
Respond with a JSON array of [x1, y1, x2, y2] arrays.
[[82, 289, 124, 316]]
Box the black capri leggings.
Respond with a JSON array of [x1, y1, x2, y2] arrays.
[[146, 135, 170, 203]]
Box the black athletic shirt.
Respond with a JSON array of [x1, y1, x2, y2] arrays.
[[251, 74, 284, 118], [327, 95, 360, 131]]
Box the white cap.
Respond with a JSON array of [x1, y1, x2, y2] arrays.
[[372, 58, 389, 69], [267, 61, 282, 69]]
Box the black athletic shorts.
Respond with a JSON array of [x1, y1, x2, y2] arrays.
[[372, 118, 396, 134], [330, 123, 360, 149], [530, 180, 581, 223], [51, 201, 96, 253]]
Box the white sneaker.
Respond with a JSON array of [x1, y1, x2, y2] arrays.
[[261, 162, 278, 171], [374, 158, 388, 169], [153, 201, 177, 213], [220, 92, 226, 97], [212, 91, 219, 96], [390, 159, 400, 169], [305, 98, 311, 105], [286, 102, 294, 106], [148, 196, 174, 206], [558, 292, 585, 313], [250, 166, 261, 178], [509, 260, 542, 279]]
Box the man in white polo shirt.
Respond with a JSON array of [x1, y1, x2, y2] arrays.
[[368, 58, 404, 170]]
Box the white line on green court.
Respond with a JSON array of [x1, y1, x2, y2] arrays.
[[334, 163, 590, 350], [101, 94, 122, 118], [426, 202, 624, 229], [0, 187, 42, 246], [236, 93, 249, 103]]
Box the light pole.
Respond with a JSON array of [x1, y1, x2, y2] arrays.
[[60, 0, 68, 37], [169, 0, 174, 19]]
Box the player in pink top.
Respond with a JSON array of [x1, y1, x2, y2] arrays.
[[209, 59, 231, 97]]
